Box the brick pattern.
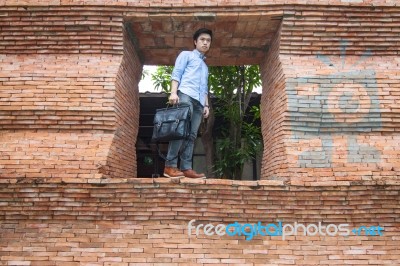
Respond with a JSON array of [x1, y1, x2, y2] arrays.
[[127, 10, 283, 65], [259, 24, 289, 181], [0, 2, 399, 266], [0, 178, 399, 265], [0, 7, 123, 55], [0, 51, 126, 179], [1, 3, 399, 183], [0, 2, 151, 179], [126, 5, 400, 65], [280, 6, 400, 56], [0, 131, 113, 179], [0, 10, 144, 180], [105, 26, 142, 179], [1, 0, 398, 7], [258, 6, 400, 182], [0, 54, 119, 130], [280, 54, 400, 183]]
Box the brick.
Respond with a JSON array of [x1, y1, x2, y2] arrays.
[[1, 2, 400, 266], [0, 24, 139, 178]]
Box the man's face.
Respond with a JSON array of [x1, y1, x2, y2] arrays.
[[194, 33, 212, 54]]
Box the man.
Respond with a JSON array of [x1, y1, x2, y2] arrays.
[[163, 28, 212, 179]]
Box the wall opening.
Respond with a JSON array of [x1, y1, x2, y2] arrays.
[[125, 9, 282, 179], [136, 67, 262, 180]]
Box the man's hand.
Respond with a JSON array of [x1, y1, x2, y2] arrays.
[[169, 92, 179, 105], [203, 106, 210, 118]]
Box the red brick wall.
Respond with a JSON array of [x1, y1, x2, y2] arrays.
[[260, 23, 289, 180], [104, 25, 142, 179], [280, 6, 400, 56], [0, 7, 143, 179], [257, 6, 400, 183], [1, 4, 400, 182], [0, 52, 122, 179], [1, 2, 400, 265], [0, 6, 124, 179], [0, 131, 114, 179], [0, 7, 123, 55], [1, 0, 398, 6], [0, 178, 399, 265], [280, 54, 400, 184]]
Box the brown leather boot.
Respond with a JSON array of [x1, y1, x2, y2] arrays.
[[163, 167, 185, 178], [182, 169, 206, 179]]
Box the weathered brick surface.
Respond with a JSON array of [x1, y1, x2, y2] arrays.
[[0, 1, 400, 264], [0, 0, 399, 6], [0, 53, 119, 130], [0, 131, 113, 179], [0, 0, 399, 184], [0, 7, 124, 55], [0, 50, 124, 178], [106, 25, 141, 178], [0, 13, 141, 179], [261, 49, 400, 182], [259, 7, 400, 182], [0, 178, 399, 265], [260, 23, 288, 181], [280, 6, 400, 56]]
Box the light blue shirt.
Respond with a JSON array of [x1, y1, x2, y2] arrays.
[[171, 49, 208, 107]]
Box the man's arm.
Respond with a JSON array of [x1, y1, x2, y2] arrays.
[[169, 51, 188, 105], [203, 94, 209, 118], [169, 80, 180, 105]]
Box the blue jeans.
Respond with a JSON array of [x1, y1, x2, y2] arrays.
[[165, 91, 203, 171]]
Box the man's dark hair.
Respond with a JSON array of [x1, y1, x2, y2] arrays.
[[193, 28, 213, 42]]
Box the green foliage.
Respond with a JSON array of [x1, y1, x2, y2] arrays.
[[151, 66, 173, 92], [210, 65, 262, 179], [212, 107, 262, 179]]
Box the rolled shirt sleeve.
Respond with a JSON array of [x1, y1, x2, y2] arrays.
[[171, 51, 189, 84]]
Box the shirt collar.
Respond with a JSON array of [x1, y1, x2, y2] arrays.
[[193, 49, 206, 60]]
